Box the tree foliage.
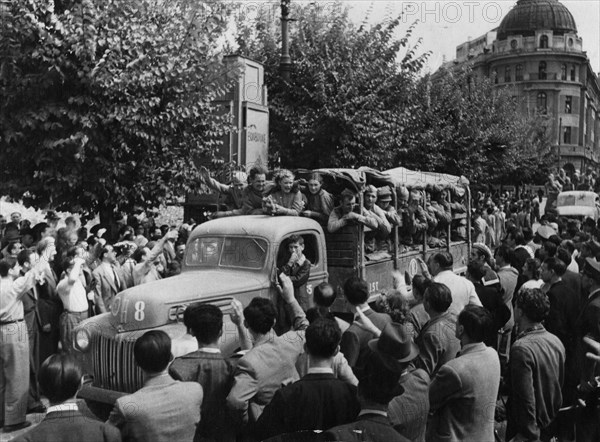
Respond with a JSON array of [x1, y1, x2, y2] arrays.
[[0, 0, 234, 220], [400, 67, 555, 185], [235, 2, 429, 169]]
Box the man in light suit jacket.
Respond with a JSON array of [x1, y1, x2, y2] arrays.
[[254, 317, 360, 440], [108, 331, 203, 442], [226, 275, 308, 427], [93, 244, 126, 313], [415, 283, 461, 377], [15, 353, 121, 442], [428, 306, 501, 442], [339, 277, 391, 379]]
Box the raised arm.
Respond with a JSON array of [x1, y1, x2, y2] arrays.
[[141, 229, 178, 274], [66, 258, 85, 285], [230, 299, 252, 351], [278, 273, 308, 331], [199, 165, 230, 194]]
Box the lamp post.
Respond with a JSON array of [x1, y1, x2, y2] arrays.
[[280, 0, 292, 80], [558, 117, 562, 170]]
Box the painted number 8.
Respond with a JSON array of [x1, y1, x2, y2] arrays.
[[134, 301, 145, 321]]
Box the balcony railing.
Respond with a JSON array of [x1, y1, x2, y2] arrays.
[[528, 72, 559, 81]]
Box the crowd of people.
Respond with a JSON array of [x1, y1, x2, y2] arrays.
[[1, 164, 600, 441], [0, 209, 191, 434]]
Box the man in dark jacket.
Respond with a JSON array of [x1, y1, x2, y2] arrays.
[[14, 354, 121, 442], [541, 257, 580, 408], [466, 262, 510, 348], [507, 288, 565, 442], [340, 277, 391, 379], [169, 303, 234, 442], [254, 318, 360, 440]]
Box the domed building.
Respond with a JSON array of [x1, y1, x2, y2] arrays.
[[444, 0, 600, 175]]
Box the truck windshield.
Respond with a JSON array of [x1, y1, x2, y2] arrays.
[[557, 193, 597, 207], [185, 236, 268, 269]]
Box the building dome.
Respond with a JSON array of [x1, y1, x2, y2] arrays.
[[497, 0, 577, 40]]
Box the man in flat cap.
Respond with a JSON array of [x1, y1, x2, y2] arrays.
[[406, 190, 428, 249], [375, 186, 401, 253], [362, 185, 391, 257]]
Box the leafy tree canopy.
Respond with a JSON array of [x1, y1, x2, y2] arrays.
[[0, 0, 234, 220], [400, 67, 555, 185], [234, 2, 429, 169]]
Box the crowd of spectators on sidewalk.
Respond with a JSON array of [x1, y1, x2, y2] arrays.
[[0, 208, 190, 435]]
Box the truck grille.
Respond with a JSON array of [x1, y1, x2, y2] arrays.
[[92, 334, 144, 393]]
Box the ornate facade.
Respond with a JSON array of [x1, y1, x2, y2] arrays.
[[443, 0, 600, 174]]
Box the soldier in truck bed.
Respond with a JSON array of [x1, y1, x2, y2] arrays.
[[328, 189, 378, 233]]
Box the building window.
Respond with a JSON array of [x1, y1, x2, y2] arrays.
[[570, 65, 576, 81], [539, 61, 547, 80], [510, 39, 518, 49], [540, 35, 549, 48], [565, 96, 572, 114], [505, 66, 511, 82], [561, 64, 567, 80], [516, 64, 523, 81], [563, 126, 572, 144], [493, 68, 498, 84], [537, 92, 547, 113]]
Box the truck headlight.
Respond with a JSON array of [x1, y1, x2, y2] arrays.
[[75, 329, 91, 352]]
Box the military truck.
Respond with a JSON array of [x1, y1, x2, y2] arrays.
[[74, 167, 471, 408]]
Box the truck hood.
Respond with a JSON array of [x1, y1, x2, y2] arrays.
[[109, 270, 267, 331]]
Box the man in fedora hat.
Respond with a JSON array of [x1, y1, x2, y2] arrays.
[[368, 322, 431, 442], [325, 323, 411, 442], [428, 305, 501, 442]]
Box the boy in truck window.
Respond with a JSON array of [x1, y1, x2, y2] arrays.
[[281, 235, 312, 311], [276, 235, 311, 333]]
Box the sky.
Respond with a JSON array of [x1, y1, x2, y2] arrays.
[[344, 0, 600, 75]]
